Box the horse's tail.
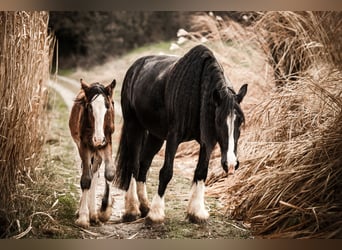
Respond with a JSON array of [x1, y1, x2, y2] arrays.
[[114, 119, 132, 190], [114, 117, 148, 191], [114, 56, 149, 191]]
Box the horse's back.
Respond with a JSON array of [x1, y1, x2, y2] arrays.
[[121, 54, 178, 139]]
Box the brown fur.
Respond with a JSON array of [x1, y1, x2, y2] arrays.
[[69, 79, 116, 227]]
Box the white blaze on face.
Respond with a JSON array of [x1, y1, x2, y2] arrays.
[[227, 113, 237, 173], [91, 95, 106, 146]]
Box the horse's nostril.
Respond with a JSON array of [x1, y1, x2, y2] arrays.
[[235, 161, 240, 170], [221, 161, 228, 173], [93, 137, 105, 147]]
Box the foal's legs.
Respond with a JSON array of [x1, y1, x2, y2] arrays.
[[136, 134, 164, 217], [98, 145, 115, 222], [88, 153, 102, 225], [76, 146, 92, 228], [187, 144, 213, 223], [147, 133, 179, 223]]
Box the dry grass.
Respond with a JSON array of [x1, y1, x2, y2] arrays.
[[203, 11, 342, 238], [254, 11, 339, 86], [207, 72, 342, 238], [0, 11, 54, 237]]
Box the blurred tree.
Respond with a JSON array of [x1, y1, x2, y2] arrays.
[[49, 11, 191, 69]]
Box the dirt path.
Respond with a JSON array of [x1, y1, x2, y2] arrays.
[[51, 75, 251, 239]]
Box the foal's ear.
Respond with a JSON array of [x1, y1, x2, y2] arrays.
[[106, 79, 116, 96], [236, 84, 248, 103], [213, 89, 222, 106], [80, 79, 89, 91]]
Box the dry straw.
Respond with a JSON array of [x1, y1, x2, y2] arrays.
[[0, 11, 53, 236], [186, 12, 342, 238]]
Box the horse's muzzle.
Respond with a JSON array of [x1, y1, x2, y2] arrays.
[[222, 160, 239, 175], [92, 137, 106, 148]]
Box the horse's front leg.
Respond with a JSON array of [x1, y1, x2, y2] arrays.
[[146, 134, 179, 224], [76, 146, 92, 228], [98, 144, 114, 223], [187, 144, 213, 223]]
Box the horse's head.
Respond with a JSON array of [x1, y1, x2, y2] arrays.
[[213, 83, 247, 175], [79, 78, 116, 148]]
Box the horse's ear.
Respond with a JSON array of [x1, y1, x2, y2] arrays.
[[106, 79, 116, 97], [236, 84, 248, 103], [80, 79, 89, 91], [110, 79, 116, 89], [213, 89, 222, 106]]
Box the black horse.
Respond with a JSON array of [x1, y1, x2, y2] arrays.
[[115, 45, 247, 223]]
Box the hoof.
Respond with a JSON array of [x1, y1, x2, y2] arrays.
[[122, 212, 141, 222], [89, 214, 101, 226], [139, 204, 150, 218], [145, 215, 164, 225], [145, 210, 165, 225], [98, 206, 112, 223], [75, 218, 90, 228], [186, 213, 209, 224]]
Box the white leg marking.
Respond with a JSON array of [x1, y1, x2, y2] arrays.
[[227, 113, 237, 174], [124, 177, 140, 217], [76, 189, 90, 228], [137, 181, 149, 211], [88, 171, 98, 223], [106, 181, 113, 206], [147, 194, 165, 223], [187, 180, 209, 221]]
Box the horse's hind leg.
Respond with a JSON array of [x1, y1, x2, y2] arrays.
[[147, 133, 179, 224], [137, 134, 164, 217], [122, 122, 145, 222], [186, 144, 213, 223]]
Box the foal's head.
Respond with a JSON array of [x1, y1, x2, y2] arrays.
[[213, 83, 247, 175], [78, 79, 116, 148]]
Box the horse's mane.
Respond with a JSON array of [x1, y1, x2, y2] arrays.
[[163, 44, 245, 141], [74, 83, 108, 105], [164, 45, 228, 133]]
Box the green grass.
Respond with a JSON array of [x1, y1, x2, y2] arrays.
[[125, 41, 172, 56], [56, 68, 76, 77]]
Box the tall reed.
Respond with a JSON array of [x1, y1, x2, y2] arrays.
[[190, 11, 342, 238], [0, 11, 53, 236]]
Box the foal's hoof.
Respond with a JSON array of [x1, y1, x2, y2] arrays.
[[98, 205, 112, 223], [122, 212, 141, 222], [186, 213, 209, 224], [90, 214, 101, 226]]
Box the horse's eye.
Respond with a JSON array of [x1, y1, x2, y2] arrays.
[[105, 102, 110, 109]]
